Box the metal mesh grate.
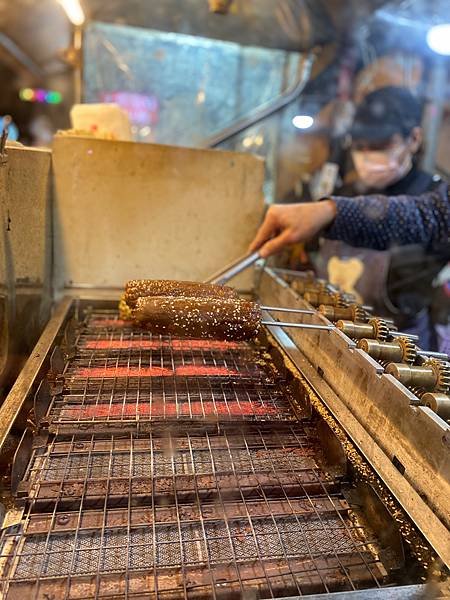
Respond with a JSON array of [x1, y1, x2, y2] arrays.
[[2, 498, 385, 598], [65, 352, 264, 379], [46, 379, 294, 431], [23, 428, 327, 509], [46, 378, 295, 432], [0, 308, 389, 599], [11, 516, 362, 578], [27, 430, 318, 481], [69, 325, 266, 380], [42, 314, 297, 431]]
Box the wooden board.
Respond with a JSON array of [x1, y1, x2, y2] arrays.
[[52, 137, 265, 289]]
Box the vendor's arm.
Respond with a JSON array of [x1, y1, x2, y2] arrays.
[[327, 184, 449, 251], [249, 186, 449, 258]]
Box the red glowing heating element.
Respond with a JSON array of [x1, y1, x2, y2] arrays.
[[83, 339, 241, 351], [76, 366, 241, 378], [90, 320, 128, 328], [63, 400, 277, 420]]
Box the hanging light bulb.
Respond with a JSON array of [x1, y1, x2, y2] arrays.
[[427, 24, 450, 55], [292, 115, 314, 129], [56, 0, 85, 26]]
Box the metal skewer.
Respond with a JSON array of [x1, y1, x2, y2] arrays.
[[261, 306, 315, 315], [263, 316, 420, 339], [262, 320, 334, 331], [389, 331, 420, 342], [416, 350, 449, 360]]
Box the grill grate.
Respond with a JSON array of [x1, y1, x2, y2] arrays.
[[22, 428, 329, 510], [46, 377, 295, 433], [42, 318, 296, 432], [0, 308, 389, 599], [2, 498, 385, 598], [11, 515, 366, 578], [72, 319, 272, 381], [65, 353, 264, 379]]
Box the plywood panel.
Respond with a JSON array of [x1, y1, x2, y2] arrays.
[[52, 137, 264, 289]]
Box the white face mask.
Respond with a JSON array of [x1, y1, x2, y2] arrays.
[[352, 144, 412, 189]]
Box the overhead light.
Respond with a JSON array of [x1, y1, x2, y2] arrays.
[[292, 115, 314, 130], [57, 0, 85, 26], [426, 23, 450, 55], [196, 90, 206, 104], [139, 126, 152, 137], [19, 88, 63, 104]]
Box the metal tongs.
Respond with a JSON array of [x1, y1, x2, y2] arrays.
[[205, 251, 262, 285], [204, 251, 334, 330]]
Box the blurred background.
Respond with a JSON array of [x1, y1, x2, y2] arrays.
[[0, 0, 449, 200]]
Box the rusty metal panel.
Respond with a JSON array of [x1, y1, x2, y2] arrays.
[[0, 146, 52, 397]]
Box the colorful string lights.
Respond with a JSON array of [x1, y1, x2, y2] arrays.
[[19, 88, 63, 104]]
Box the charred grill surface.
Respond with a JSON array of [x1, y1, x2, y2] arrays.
[[0, 308, 390, 599]]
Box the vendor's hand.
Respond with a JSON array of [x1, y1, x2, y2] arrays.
[[249, 200, 336, 258]]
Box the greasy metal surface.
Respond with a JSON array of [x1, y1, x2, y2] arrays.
[[0, 297, 73, 456], [275, 585, 440, 599], [22, 428, 334, 509], [1, 506, 384, 598], [0, 146, 53, 397], [0, 301, 394, 599], [258, 269, 450, 569]]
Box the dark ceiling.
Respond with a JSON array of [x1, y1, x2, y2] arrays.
[[0, 0, 448, 87], [0, 0, 70, 79], [0, 0, 397, 82]]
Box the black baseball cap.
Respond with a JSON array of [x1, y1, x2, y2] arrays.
[[350, 86, 422, 143]]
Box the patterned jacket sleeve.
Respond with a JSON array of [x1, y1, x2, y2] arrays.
[[325, 183, 450, 251]]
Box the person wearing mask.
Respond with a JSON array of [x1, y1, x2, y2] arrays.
[[278, 87, 447, 348]]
